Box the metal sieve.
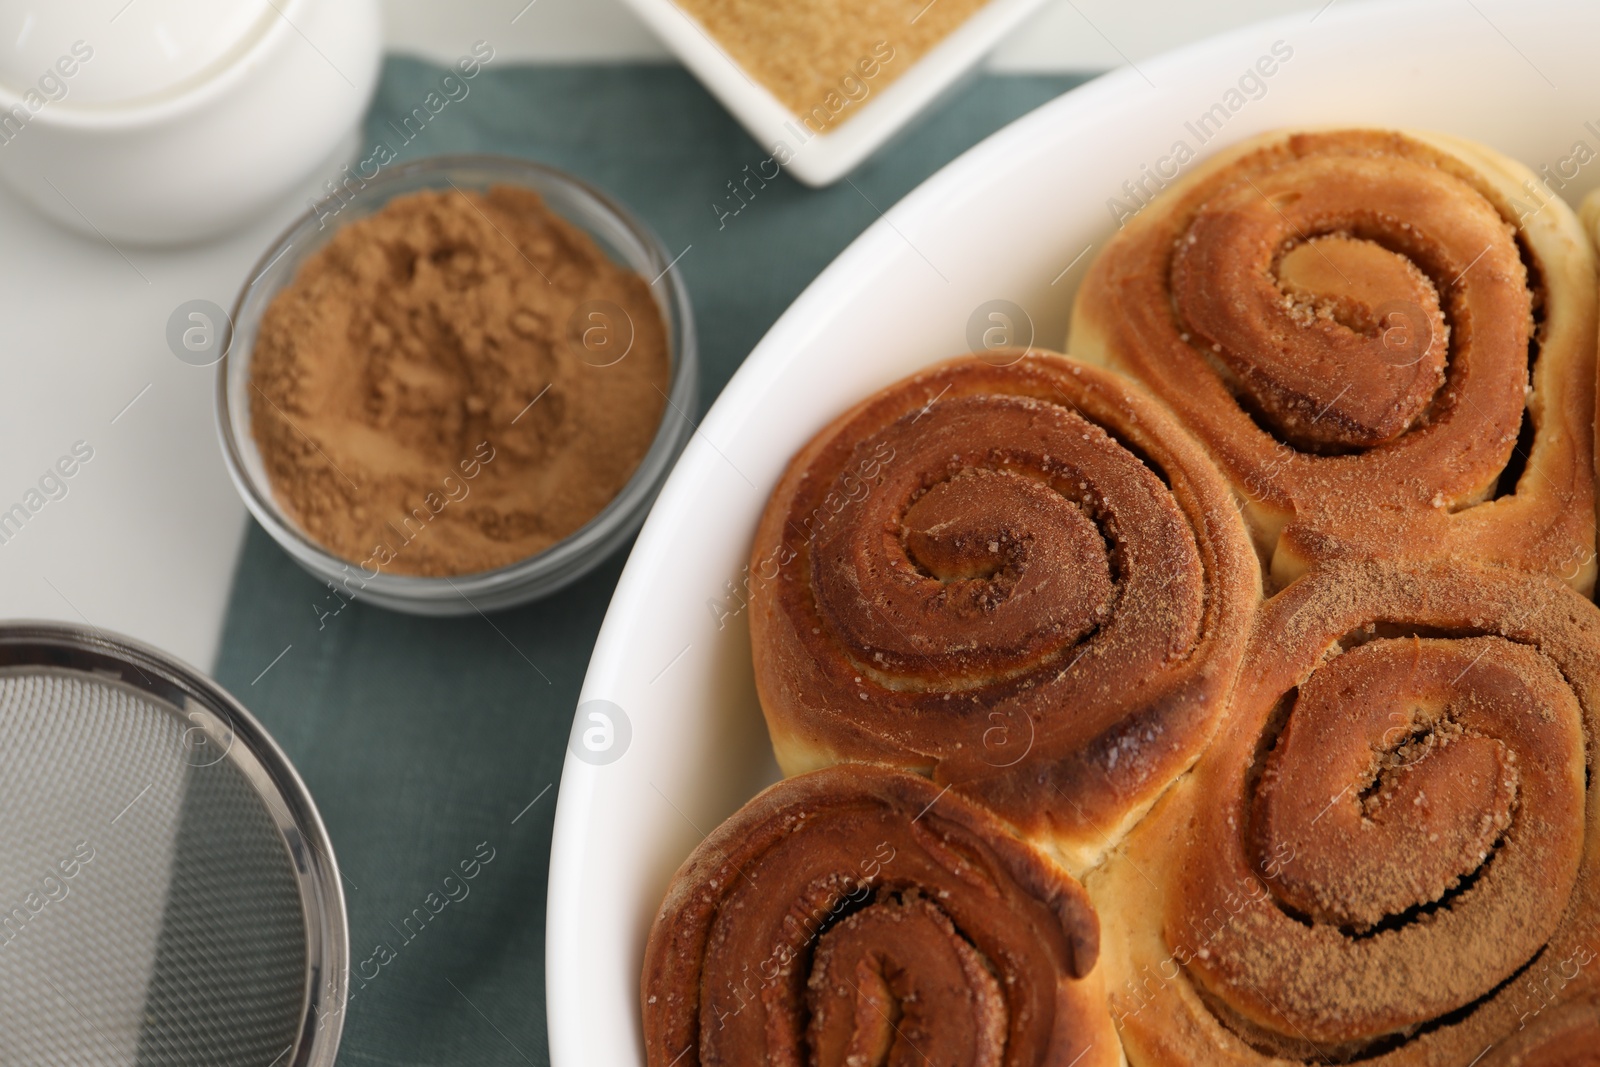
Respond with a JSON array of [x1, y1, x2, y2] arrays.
[[0, 622, 346, 1066]]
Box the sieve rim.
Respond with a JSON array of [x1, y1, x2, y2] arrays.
[[0, 620, 349, 1067]]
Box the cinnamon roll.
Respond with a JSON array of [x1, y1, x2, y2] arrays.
[[748, 353, 1259, 869], [1070, 129, 1599, 593], [1092, 561, 1600, 1065], [640, 765, 1119, 1067]]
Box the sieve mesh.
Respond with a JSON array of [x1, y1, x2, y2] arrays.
[[0, 667, 309, 1067]]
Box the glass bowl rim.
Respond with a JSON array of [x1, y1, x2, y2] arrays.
[[213, 152, 698, 609]]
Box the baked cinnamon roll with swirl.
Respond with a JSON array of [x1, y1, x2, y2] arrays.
[[748, 353, 1259, 869], [1092, 561, 1600, 1065], [640, 765, 1119, 1067], [1070, 129, 1598, 593]]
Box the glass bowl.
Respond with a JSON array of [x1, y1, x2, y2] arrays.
[[214, 155, 698, 615]]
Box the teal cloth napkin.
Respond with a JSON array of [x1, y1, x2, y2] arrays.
[[213, 57, 1088, 1066]]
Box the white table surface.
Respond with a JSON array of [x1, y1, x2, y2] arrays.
[[0, 0, 1309, 670]]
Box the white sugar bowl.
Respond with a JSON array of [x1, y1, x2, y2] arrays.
[[0, 0, 380, 244]]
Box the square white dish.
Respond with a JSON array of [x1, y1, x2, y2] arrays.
[[614, 0, 1052, 186], [547, 1, 1600, 1063]]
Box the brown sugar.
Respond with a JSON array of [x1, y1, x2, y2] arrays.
[[249, 185, 670, 577], [673, 0, 994, 130]]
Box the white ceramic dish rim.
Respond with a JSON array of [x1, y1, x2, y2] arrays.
[[547, 0, 1600, 1063], [616, 0, 1051, 186], [0, 0, 308, 127]]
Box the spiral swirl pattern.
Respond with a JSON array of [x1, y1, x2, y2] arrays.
[[1070, 129, 1598, 592], [640, 766, 1119, 1067], [1092, 561, 1600, 1065], [749, 353, 1258, 865]]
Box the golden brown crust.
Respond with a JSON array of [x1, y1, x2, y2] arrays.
[[639, 765, 1120, 1067], [1069, 128, 1598, 594], [1483, 994, 1600, 1066], [747, 351, 1260, 869], [1092, 561, 1600, 1066]]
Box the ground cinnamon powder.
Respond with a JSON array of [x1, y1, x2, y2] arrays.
[[249, 185, 669, 577]]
